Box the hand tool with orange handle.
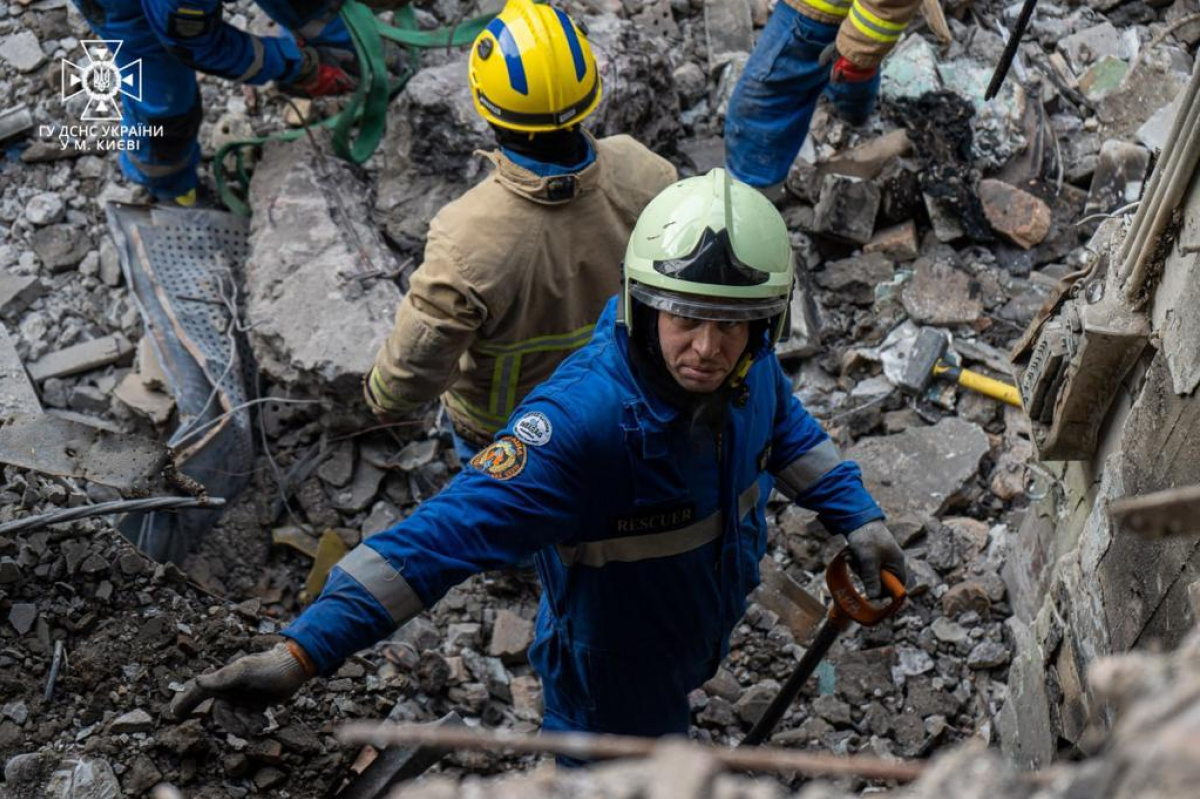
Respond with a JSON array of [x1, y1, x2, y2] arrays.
[[740, 549, 907, 747]]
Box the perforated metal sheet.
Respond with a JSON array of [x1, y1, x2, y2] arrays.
[[107, 203, 255, 563]]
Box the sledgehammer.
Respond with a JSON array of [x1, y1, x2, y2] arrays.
[[898, 328, 1022, 408], [740, 550, 906, 747]]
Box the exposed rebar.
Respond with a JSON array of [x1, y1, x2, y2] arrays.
[[337, 723, 926, 782], [0, 496, 226, 536]]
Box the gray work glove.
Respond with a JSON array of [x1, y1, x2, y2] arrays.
[[168, 642, 313, 720], [846, 520, 907, 599]]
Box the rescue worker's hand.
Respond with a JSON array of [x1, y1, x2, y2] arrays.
[[283, 47, 357, 98], [819, 44, 878, 84], [845, 521, 907, 599], [167, 642, 315, 720]]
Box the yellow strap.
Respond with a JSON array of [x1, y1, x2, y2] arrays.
[[849, 1, 905, 42], [796, 0, 852, 17]]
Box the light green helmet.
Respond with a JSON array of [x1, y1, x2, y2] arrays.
[[621, 168, 795, 343]]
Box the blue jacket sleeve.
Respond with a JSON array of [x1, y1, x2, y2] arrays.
[[765, 357, 884, 535], [143, 0, 305, 84], [284, 402, 588, 674]]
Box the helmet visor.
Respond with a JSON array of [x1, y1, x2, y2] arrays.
[[629, 282, 788, 323]]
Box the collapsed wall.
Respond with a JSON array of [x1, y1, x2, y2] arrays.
[[996, 82, 1200, 768]]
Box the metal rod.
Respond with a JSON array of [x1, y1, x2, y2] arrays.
[[0, 496, 226, 536], [44, 640, 65, 702], [985, 0, 1039, 101], [337, 723, 926, 782], [741, 616, 843, 747]]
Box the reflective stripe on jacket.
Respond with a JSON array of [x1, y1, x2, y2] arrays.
[[286, 298, 884, 733], [366, 134, 678, 444], [783, 0, 922, 69]]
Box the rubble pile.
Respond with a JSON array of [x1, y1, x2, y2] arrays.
[[392, 626, 1200, 797], [1, 0, 1199, 796]]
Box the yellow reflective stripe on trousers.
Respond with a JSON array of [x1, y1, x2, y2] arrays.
[[796, 0, 852, 17], [849, 1, 905, 42], [336, 545, 424, 625], [557, 481, 762, 568], [479, 324, 596, 421], [774, 439, 842, 499]]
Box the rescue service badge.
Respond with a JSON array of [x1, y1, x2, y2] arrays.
[[513, 411, 553, 447], [470, 436, 527, 480]]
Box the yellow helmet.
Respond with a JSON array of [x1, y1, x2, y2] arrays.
[[469, 0, 602, 133]]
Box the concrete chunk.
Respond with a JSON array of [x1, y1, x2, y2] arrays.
[[0, 272, 43, 317], [815, 252, 894, 305], [880, 36, 940, 102], [1059, 22, 1122, 74], [1085, 140, 1150, 217], [245, 139, 403, 394], [978, 179, 1052, 249], [0, 326, 41, 418], [846, 417, 990, 520], [813, 174, 880, 245], [0, 31, 46, 73], [0, 104, 34, 144], [27, 334, 134, 382], [488, 610, 534, 663], [704, 0, 754, 72], [864, 220, 920, 261], [901, 258, 983, 325]]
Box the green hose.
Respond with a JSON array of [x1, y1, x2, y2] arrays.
[[215, 1, 494, 217]]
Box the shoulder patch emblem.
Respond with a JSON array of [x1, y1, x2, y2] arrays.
[[470, 436, 527, 480], [513, 411, 553, 447]]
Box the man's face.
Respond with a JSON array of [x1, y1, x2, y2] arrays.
[[657, 311, 750, 393]]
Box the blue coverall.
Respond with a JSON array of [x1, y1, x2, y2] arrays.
[[725, 3, 881, 189], [68, 0, 352, 198], [285, 297, 884, 738]]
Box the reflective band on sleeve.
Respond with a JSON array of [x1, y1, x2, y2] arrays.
[[336, 545, 424, 625], [849, 2, 906, 42], [796, 0, 852, 17], [557, 482, 761, 568], [367, 367, 421, 413], [773, 439, 842, 499], [235, 37, 265, 82]]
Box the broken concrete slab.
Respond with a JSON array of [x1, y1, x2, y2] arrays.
[[0, 325, 41, 418], [924, 193, 966, 243], [880, 35, 941, 102], [0, 30, 46, 73], [114, 371, 174, 426], [30, 225, 92, 272], [1079, 56, 1129, 100], [26, 334, 134, 383], [1136, 96, 1181, 153], [704, 0, 753, 71], [846, 417, 990, 520], [1084, 140, 1150, 217], [1098, 49, 1192, 141], [0, 413, 166, 493], [245, 138, 403, 395], [901, 258, 983, 325], [997, 617, 1054, 770], [864, 221, 920, 261], [814, 252, 894, 305], [790, 131, 912, 201], [0, 104, 34, 144], [488, 610, 534, 663], [978, 179, 1051, 249], [1059, 22, 1123, 75], [813, 174, 880, 245], [0, 272, 44, 318]]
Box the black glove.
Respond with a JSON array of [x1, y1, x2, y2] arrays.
[[846, 520, 907, 599], [168, 642, 313, 720]]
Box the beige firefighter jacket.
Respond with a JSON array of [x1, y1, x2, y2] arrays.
[[366, 133, 678, 446], [785, 0, 923, 69]]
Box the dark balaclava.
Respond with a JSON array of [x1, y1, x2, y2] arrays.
[[492, 124, 590, 168]]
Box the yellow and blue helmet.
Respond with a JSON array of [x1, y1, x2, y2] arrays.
[[469, 0, 602, 133]]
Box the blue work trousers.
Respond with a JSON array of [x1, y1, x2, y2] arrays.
[[68, 0, 351, 198], [724, 4, 880, 188]]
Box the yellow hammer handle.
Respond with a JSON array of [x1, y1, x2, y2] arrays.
[[933, 363, 1023, 407]]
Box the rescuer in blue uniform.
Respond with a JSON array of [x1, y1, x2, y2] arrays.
[[68, 0, 369, 205], [169, 169, 907, 749]]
